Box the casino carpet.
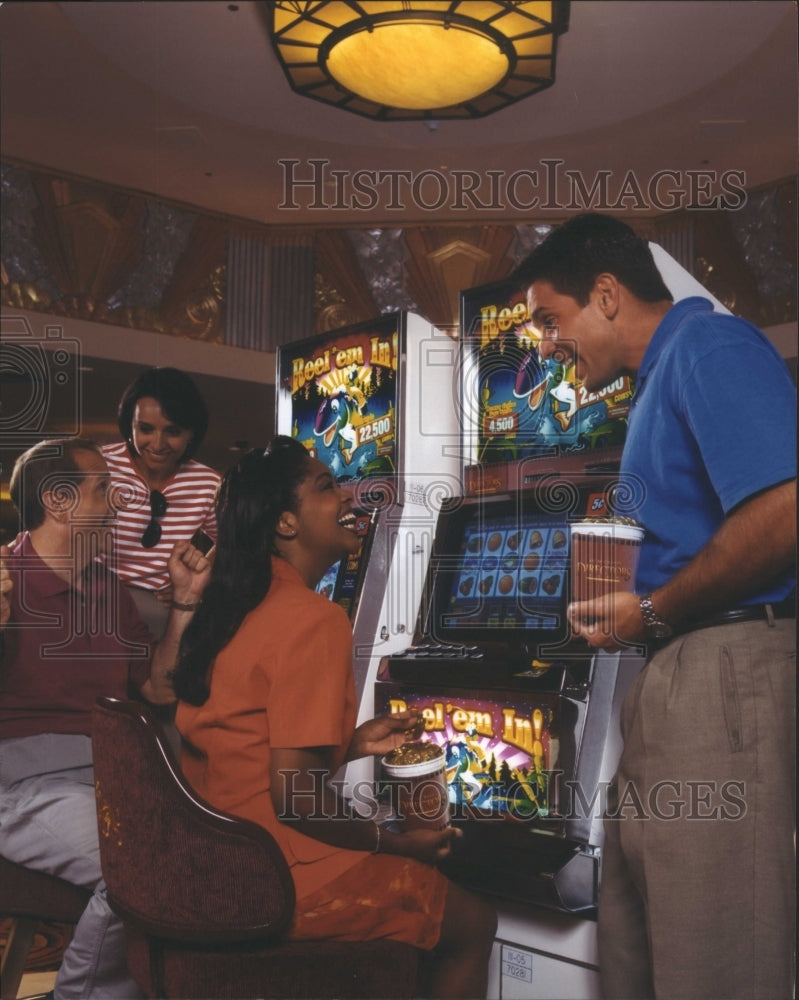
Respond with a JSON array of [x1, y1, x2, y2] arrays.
[[0, 918, 69, 972]]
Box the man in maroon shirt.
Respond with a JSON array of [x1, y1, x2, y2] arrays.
[[0, 437, 210, 1000]]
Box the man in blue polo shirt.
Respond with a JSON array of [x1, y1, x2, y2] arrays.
[[516, 214, 795, 1000]]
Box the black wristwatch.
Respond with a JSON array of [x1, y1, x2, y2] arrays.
[[639, 593, 673, 639]]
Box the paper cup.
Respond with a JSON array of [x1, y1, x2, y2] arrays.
[[570, 519, 644, 604], [382, 742, 450, 831]]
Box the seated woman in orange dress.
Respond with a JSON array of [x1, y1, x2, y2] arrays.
[[172, 437, 496, 999]]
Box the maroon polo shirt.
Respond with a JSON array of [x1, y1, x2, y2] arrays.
[[0, 534, 154, 738]]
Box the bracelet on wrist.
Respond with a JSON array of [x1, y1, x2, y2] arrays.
[[170, 599, 200, 612], [372, 821, 381, 854]]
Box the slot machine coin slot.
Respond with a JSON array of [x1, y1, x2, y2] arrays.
[[585, 460, 621, 473]]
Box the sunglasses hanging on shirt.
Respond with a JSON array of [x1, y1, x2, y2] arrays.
[[141, 490, 168, 548]]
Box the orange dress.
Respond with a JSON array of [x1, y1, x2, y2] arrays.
[[177, 557, 448, 949]]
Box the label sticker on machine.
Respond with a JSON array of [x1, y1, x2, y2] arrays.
[[501, 945, 533, 987], [384, 692, 558, 820]]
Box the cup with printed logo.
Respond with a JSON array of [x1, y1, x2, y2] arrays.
[[570, 518, 644, 605], [382, 741, 450, 832]]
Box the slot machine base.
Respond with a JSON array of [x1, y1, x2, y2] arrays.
[[488, 901, 602, 1000], [371, 648, 645, 999]]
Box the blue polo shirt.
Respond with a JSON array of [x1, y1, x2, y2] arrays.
[[618, 297, 796, 603]]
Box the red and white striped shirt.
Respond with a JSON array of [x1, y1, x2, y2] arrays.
[[101, 441, 220, 592]]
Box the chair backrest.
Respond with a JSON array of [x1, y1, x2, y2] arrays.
[[91, 697, 295, 945]]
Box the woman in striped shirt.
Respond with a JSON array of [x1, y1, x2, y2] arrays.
[[102, 367, 221, 633]]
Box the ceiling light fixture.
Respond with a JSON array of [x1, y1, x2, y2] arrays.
[[268, 1, 570, 121]]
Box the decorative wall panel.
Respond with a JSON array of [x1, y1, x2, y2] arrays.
[[2, 163, 795, 353]]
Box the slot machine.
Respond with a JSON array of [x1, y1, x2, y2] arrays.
[[375, 250, 730, 998], [275, 312, 462, 759]]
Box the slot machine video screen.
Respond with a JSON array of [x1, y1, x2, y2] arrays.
[[425, 495, 572, 648], [315, 508, 376, 619], [461, 278, 634, 465]]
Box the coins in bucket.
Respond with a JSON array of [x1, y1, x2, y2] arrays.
[[382, 741, 450, 831]]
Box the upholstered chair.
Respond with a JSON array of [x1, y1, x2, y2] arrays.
[[91, 697, 423, 999]]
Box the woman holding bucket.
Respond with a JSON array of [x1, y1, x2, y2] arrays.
[[173, 437, 496, 999]]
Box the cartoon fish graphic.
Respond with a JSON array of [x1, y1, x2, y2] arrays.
[[513, 351, 549, 412], [314, 389, 359, 463]]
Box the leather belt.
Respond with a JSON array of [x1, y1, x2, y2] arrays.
[[677, 593, 796, 636]]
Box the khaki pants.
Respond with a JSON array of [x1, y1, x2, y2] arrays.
[[598, 618, 796, 1000]]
